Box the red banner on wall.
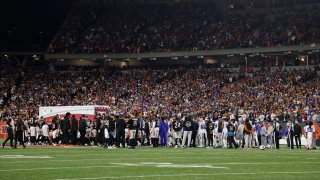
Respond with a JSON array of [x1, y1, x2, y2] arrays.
[[0, 121, 7, 139]]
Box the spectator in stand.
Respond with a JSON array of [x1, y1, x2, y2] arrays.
[[48, 1, 320, 54]]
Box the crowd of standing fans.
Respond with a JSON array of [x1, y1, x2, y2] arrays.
[[48, 0, 320, 54], [0, 63, 319, 149]]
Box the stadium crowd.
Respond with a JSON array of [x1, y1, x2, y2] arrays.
[[0, 64, 319, 149], [0, 67, 19, 110], [48, 0, 320, 54]]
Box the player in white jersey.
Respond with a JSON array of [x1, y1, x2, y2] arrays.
[[215, 119, 224, 147], [151, 118, 160, 147], [222, 120, 229, 148], [29, 119, 37, 145], [251, 120, 257, 147], [42, 122, 49, 145], [260, 121, 268, 147], [236, 119, 244, 148], [267, 122, 274, 147], [167, 118, 174, 147], [198, 117, 207, 147], [304, 121, 316, 150], [52, 128, 60, 145], [36, 123, 43, 144]]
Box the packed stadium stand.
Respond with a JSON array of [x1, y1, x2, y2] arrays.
[[47, 0, 320, 54], [0, 0, 320, 147]]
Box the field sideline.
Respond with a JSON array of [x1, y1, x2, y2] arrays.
[[0, 146, 319, 180]]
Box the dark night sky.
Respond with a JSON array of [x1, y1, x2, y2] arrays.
[[0, 0, 76, 52]]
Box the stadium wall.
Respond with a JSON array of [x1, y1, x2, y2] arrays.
[[45, 44, 320, 60]]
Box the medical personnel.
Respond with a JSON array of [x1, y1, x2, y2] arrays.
[[159, 117, 168, 147]]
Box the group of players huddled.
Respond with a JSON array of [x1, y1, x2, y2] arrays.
[[2, 111, 317, 150]]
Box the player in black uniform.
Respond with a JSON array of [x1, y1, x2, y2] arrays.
[[99, 114, 107, 147], [206, 118, 214, 148], [2, 118, 14, 148], [105, 114, 115, 148], [227, 119, 238, 149], [95, 115, 102, 145], [144, 118, 151, 146], [127, 116, 139, 149], [103, 114, 111, 148], [172, 117, 182, 147]]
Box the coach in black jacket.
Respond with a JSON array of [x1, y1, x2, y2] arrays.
[[71, 115, 78, 145], [95, 115, 102, 145], [14, 118, 26, 149], [79, 115, 87, 145], [2, 118, 13, 148], [293, 121, 302, 149], [191, 120, 199, 147], [115, 115, 126, 148], [63, 112, 71, 145]]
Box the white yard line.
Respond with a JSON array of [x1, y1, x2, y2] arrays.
[[111, 162, 229, 169], [0, 166, 123, 172], [2, 158, 320, 165], [55, 171, 320, 180]]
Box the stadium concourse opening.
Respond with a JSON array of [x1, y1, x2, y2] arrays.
[[1, 0, 320, 179]]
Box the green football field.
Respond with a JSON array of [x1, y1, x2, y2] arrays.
[[0, 146, 319, 180]]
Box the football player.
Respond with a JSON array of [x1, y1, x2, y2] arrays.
[[29, 118, 37, 145], [144, 117, 151, 146], [151, 117, 160, 147], [206, 117, 214, 148], [260, 121, 268, 148], [227, 119, 238, 148], [236, 118, 244, 148], [198, 117, 207, 148], [215, 119, 224, 148], [42, 121, 50, 145], [127, 115, 139, 149], [108, 114, 116, 147], [103, 114, 111, 148], [304, 121, 316, 150], [172, 116, 182, 147], [267, 122, 274, 147]]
